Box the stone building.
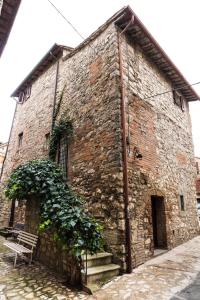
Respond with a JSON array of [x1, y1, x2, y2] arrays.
[[1, 6, 199, 281]]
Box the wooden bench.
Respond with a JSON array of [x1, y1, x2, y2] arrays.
[[4, 231, 38, 267], [0, 223, 24, 239]]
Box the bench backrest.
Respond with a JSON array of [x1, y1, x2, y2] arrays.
[[14, 223, 24, 231], [17, 231, 38, 249]]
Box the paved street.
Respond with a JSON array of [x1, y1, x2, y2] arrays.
[[1, 236, 200, 299], [0, 237, 88, 300], [91, 236, 200, 300]]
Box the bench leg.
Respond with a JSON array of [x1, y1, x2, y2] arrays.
[[29, 252, 33, 265], [14, 253, 17, 268]]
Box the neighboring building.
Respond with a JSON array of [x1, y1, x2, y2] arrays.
[[0, 0, 21, 57], [0, 142, 7, 176], [1, 6, 199, 282]]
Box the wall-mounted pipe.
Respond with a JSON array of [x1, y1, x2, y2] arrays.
[[51, 58, 60, 131], [117, 16, 134, 274]]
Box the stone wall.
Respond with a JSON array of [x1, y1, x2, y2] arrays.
[[0, 142, 7, 178], [195, 157, 200, 197], [0, 58, 74, 275], [1, 23, 127, 280], [120, 34, 199, 267], [1, 62, 57, 182], [0, 186, 10, 227], [55, 23, 126, 266], [1, 15, 199, 279], [14, 200, 26, 225], [0, 60, 57, 229], [25, 197, 80, 284]]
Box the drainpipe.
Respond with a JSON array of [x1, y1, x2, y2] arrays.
[[50, 55, 60, 131], [117, 16, 134, 274]]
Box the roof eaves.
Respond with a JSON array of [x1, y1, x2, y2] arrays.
[[116, 6, 200, 102], [11, 44, 73, 97]]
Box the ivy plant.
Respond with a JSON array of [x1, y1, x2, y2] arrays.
[[49, 119, 73, 161], [5, 160, 103, 257]]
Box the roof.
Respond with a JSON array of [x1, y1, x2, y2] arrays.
[[12, 6, 199, 101], [115, 6, 199, 102], [0, 0, 21, 57], [12, 44, 73, 97], [63, 6, 199, 102]]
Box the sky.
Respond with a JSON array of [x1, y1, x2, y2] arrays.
[[0, 0, 200, 156]]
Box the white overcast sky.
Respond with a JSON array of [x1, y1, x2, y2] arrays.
[[0, 0, 200, 156]]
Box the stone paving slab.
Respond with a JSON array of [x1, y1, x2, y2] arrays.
[[90, 236, 200, 300], [0, 237, 88, 300]]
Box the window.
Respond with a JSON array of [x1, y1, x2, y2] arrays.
[[44, 133, 50, 150], [18, 132, 23, 148], [173, 90, 184, 111], [180, 195, 185, 211], [197, 199, 200, 221], [58, 135, 69, 181], [196, 162, 199, 175], [18, 85, 32, 103]]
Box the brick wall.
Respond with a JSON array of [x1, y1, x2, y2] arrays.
[[196, 179, 200, 194], [121, 35, 199, 267]]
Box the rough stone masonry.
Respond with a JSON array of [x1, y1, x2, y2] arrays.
[[0, 6, 199, 283]]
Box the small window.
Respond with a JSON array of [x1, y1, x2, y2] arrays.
[[58, 135, 69, 181], [18, 132, 23, 148], [180, 195, 185, 211], [173, 90, 184, 111], [197, 199, 200, 222], [196, 162, 199, 175], [18, 85, 32, 103], [44, 133, 50, 150]]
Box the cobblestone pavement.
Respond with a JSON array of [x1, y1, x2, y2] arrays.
[[2, 236, 200, 300], [90, 236, 200, 300], [0, 237, 88, 300]]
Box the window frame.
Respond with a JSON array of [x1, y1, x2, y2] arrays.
[[173, 90, 185, 111], [57, 135, 69, 181], [18, 132, 23, 148], [180, 195, 185, 211], [44, 133, 50, 151], [18, 85, 32, 103]]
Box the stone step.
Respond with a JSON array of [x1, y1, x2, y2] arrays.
[[82, 252, 112, 268], [82, 263, 120, 285]]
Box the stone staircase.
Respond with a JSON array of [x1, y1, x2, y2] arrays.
[[81, 252, 120, 292]]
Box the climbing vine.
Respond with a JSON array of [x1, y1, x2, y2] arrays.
[[5, 160, 103, 257], [49, 119, 73, 161]]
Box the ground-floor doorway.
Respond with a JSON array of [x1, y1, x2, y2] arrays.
[[151, 196, 167, 250]]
